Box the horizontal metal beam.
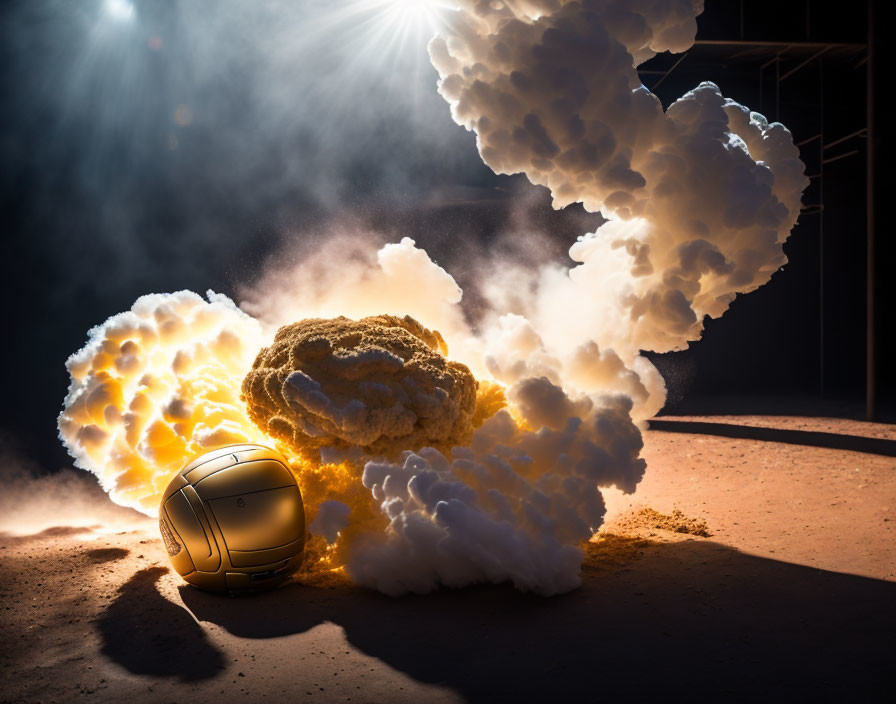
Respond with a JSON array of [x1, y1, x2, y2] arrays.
[[823, 128, 867, 150], [693, 40, 866, 49], [651, 51, 690, 90], [780, 46, 830, 81], [822, 149, 858, 165], [797, 133, 822, 147]]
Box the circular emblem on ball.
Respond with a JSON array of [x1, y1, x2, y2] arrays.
[[159, 444, 305, 594]]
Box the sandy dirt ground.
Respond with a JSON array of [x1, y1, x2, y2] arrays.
[[2, 415, 894, 703]]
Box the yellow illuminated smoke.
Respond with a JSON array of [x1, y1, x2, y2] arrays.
[[58, 291, 270, 515], [238, 314, 508, 583], [58, 292, 502, 531], [58, 269, 648, 594], [286, 455, 386, 579]]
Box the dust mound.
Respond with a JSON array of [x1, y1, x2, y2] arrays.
[[584, 533, 655, 570], [242, 315, 481, 458], [584, 507, 710, 570], [626, 508, 712, 538]]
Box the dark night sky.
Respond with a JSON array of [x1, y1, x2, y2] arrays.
[[1, 0, 889, 474]]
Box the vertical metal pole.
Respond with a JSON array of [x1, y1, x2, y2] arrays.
[[819, 58, 825, 397], [775, 54, 781, 121], [759, 64, 763, 114], [866, 0, 876, 420]]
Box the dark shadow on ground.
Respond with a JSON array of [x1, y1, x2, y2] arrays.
[[98, 566, 225, 681], [181, 539, 896, 702], [85, 547, 129, 563], [659, 392, 896, 424], [648, 418, 896, 457]]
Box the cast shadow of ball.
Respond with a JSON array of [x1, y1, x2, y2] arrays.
[[178, 538, 896, 700], [98, 566, 225, 680]]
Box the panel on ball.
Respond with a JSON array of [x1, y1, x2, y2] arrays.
[[228, 538, 305, 568], [208, 485, 304, 552], [163, 490, 211, 560], [194, 459, 295, 500]]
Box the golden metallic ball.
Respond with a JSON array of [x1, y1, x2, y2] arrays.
[[159, 444, 305, 594]]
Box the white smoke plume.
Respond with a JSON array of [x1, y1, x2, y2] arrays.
[[320, 0, 807, 593], [351, 388, 643, 595], [58, 0, 807, 595], [241, 234, 476, 368], [430, 0, 807, 355]]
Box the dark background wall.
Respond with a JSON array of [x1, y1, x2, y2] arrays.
[[0, 0, 888, 476]]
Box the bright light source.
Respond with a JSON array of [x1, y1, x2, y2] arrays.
[[316, 1, 456, 74], [374, 0, 455, 36], [105, 0, 135, 22], [390, 0, 442, 22]]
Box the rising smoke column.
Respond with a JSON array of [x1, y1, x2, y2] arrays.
[[429, 0, 807, 355]]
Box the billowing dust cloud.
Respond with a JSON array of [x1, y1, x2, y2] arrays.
[[58, 1, 806, 594], [57, 291, 268, 514], [242, 315, 484, 457], [0, 442, 153, 537]]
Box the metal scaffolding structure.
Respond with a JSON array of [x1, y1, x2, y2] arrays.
[[638, 2, 875, 418]]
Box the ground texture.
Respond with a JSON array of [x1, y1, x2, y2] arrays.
[[2, 415, 894, 703]]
